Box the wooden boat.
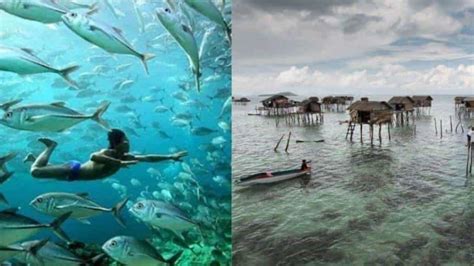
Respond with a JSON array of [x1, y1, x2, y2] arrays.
[[237, 163, 311, 186]]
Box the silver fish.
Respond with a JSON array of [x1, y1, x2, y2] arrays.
[[53, 0, 97, 10], [191, 127, 217, 136], [30, 192, 128, 227], [13, 240, 85, 266], [62, 11, 154, 74], [0, 46, 79, 88], [129, 200, 199, 240], [0, 100, 110, 132], [0, 239, 48, 263], [184, 0, 231, 43], [0, 152, 16, 185], [0, 208, 70, 246], [156, 8, 201, 91], [0, 0, 67, 24], [102, 236, 182, 266]]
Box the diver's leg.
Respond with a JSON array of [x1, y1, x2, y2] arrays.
[[32, 138, 58, 168], [31, 164, 71, 179]]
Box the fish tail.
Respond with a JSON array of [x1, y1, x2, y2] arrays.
[[0, 152, 16, 167], [28, 238, 49, 255], [140, 53, 155, 75], [59, 65, 80, 89], [111, 197, 128, 228], [195, 71, 201, 92], [49, 212, 72, 242], [166, 250, 183, 266], [91, 101, 111, 129], [225, 23, 232, 44], [0, 192, 8, 205]]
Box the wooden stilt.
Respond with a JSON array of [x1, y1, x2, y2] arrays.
[[360, 124, 363, 143], [434, 118, 437, 134], [274, 134, 285, 152], [378, 123, 382, 144], [467, 144, 471, 176], [285, 131, 291, 153], [450, 116, 452, 132], [440, 120, 443, 139], [388, 124, 391, 141]]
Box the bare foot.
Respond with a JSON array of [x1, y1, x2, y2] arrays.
[[23, 153, 36, 163], [38, 138, 57, 148]]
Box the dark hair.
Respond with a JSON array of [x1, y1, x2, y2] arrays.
[[108, 129, 127, 149]]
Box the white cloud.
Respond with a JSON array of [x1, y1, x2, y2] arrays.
[[234, 64, 474, 96]]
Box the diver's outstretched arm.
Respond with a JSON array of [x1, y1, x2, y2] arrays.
[[90, 152, 135, 167], [128, 151, 188, 162]]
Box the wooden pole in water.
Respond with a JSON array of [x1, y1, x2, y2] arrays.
[[379, 123, 382, 144], [370, 124, 373, 146], [360, 124, 363, 144], [450, 116, 453, 132], [387, 124, 391, 141], [440, 120, 443, 139], [466, 143, 470, 176], [470, 145, 473, 174], [285, 131, 292, 153], [274, 134, 285, 152], [434, 118, 437, 134]]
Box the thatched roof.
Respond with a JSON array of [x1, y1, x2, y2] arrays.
[[348, 101, 393, 112], [412, 96, 433, 101], [261, 94, 288, 103], [388, 96, 414, 104], [464, 97, 474, 102]]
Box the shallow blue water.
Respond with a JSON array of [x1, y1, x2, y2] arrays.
[[0, 0, 231, 264], [233, 95, 473, 265]]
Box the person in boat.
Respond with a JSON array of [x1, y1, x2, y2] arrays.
[[301, 160, 309, 171], [25, 129, 188, 181]]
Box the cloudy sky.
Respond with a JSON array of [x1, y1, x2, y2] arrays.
[[233, 0, 474, 96]]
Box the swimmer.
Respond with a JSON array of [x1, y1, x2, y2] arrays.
[[25, 129, 187, 181]]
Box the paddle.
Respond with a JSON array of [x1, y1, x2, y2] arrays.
[[295, 140, 325, 143]]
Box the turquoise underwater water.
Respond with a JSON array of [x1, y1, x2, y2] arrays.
[[0, 0, 231, 265]]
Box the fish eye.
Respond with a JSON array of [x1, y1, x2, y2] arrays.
[[164, 8, 170, 13], [137, 203, 144, 209], [36, 197, 43, 203], [110, 240, 117, 247], [71, 12, 77, 18], [5, 112, 12, 118]]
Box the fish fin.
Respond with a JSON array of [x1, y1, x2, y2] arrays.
[[20, 48, 34, 54], [0, 99, 22, 111], [182, 24, 192, 33], [0, 207, 18, 214], [139, 53, 155, 75], [166, 250, 183, 266], [91, 101, 110, 129], [58, 65, 80, 89], [49, 212, 72, 242], [76, 192, 89, 198], [89, 253, 107, 265], [86, 4, 99, 16], [111, 197, 128, 228], [0, 171, 14, 185], [0, 193, 8, 205], [77, 218, 91, 225], [50, 101, 66, 107], [112, 26, 123, 35]]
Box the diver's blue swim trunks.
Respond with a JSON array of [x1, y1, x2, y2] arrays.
[[68, 161, 81, 181]]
